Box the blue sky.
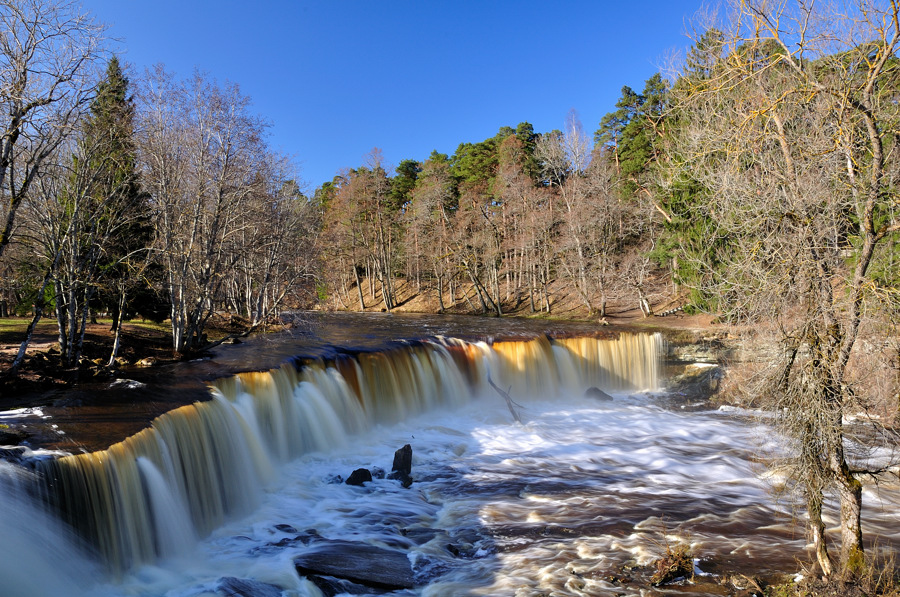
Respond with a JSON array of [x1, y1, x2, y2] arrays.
[[81, 1, 700, 189]]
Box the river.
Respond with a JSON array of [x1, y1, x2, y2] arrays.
[[1, 313, 898, 596]]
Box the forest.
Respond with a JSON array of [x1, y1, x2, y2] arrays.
[[0, 0, 899, 583]]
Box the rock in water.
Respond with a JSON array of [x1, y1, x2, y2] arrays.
[[585, 387, 614, 401], [216, 576, 284, 597], [294, 540, 417, 591], [392, 444, 412, 475], [388, 443, 414, 488], [0, 427, 28, 445], [345, 468, 373, 486], [305, 575, 374, 596]]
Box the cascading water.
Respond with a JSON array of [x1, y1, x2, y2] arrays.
[[6, 328, 899, 596], [26, 333, 660, 580]]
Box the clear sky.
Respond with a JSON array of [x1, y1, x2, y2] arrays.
[[80, 1, 700, 190]]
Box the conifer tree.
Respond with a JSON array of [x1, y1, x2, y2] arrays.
[[84, 56, 152, 343]]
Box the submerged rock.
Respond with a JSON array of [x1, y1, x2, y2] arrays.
[[273, 523, 298, 534], [305, 575, 377, 596], [0, 446, 27, 464], [216, 576, 284, 597], [294, 540, 417, 591]]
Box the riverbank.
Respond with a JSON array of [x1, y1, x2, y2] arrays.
[[0, 275, 718, 409]]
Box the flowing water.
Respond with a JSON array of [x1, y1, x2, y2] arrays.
[[2, 318, 900, 596]]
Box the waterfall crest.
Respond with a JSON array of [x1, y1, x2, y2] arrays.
[[34, 332, 662, 572]]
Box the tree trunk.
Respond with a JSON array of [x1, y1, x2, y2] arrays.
[[353, 265, 365, 310], [436, 272, 445, 313], [107, 287, 128, 369], [807, 488, 834, 576], [835, 459, 864, 573]]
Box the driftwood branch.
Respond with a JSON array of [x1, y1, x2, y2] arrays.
[[487, 373, 523, 423]]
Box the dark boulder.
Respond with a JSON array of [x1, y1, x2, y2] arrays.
[[305, 575, 377, 596], [400, 527, 439, 545], [252, 528, 321, 554], [0, 426, 28, 445], [391, 444, 412, 476], [294, 540, 417, 591], [216, 576, 283, 597], [386, 470, 413, 488], [346, 468, 373, 486], [387, 444, 413, 487], [585, 387, 614, 401]]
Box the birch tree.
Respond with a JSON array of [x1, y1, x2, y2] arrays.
[[0, 0, 105, 260], [138, 67, 271, 353]]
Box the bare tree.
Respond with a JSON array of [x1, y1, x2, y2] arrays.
[[0, 0, 105, 260], [536, 112, 600, 313], [407, 154, 456, 311], [137, 67, 273, 353], [669, 0, 900, 575]]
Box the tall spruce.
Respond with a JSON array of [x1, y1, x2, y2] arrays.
[[84, 58, 151, 340]]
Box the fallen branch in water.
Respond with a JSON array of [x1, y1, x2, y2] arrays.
[[487, 373, 523, 423]]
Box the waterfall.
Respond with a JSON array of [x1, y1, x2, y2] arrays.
[[0, 463, 101, 596], [32, 332, 662, 573]]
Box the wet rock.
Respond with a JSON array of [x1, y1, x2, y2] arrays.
[[251, 529, 320, 554], [0, 427, 28, 445], [0, 446, 28, 464], [387, 470, 413, 488], [584, 386, 614, 401], [216, 576, 284, 597], [294, 540, 417, 591], [273, 523, 298, 534], [325, 473, 343, 484], [306, 575, 377, 596], [445, 529, 490, 559], [400, 527, 439, 545], [387, 443, 414, 487], [371, 466, 385, 479], [346, 468, 373, 486], [391, 444, 412, 476]]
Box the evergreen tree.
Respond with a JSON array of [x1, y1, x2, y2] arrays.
[[390, 159, 421, 211], [84, 57, 153, 337]]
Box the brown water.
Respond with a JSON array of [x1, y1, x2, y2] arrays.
[[2, 313, 898, 597], [24, 312, 626, 451]]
